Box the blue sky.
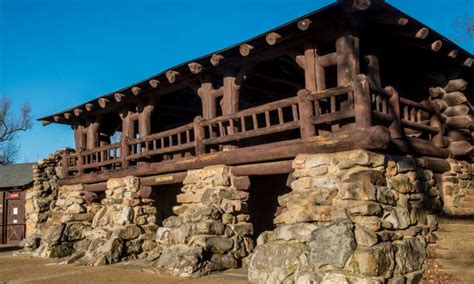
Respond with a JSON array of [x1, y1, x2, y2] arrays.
[[0, 0, 473, 162]]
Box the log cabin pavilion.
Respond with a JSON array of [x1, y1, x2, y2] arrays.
[[28, 0, 474, 280], [39, 0, 473, 188]]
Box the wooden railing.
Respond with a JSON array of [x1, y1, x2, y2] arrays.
[[60, 74, 447, 178], [81, 143, 121, 170], [307, 86, 355, 128], [127, 122, 195, 161], [201, 96, 300, 147]]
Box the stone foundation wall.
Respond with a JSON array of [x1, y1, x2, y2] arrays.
[[22, 150, 69, 252], [21, 149, 473, 282], [150, 165, 254, 277], [249, 150, 441, 283], [22, 176, 158, 264], [440, 158, 473, 215]]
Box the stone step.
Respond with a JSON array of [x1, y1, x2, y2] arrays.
[[459, 199, 474, 206], [437, 268, 474, 282], [438, 216, 474, 224], [428, 247, 474, 260], [463, 194, 474, 202], [435, 232, 474, 239], [435, 241, 474, 250]]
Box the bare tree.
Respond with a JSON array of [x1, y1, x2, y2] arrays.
[[0, 97, 32, 165]]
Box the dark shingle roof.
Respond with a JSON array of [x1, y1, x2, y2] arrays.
[[0, 163, 35, 188]]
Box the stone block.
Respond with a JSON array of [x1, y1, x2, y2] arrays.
[[347, 202, 383, 217], [308, 219, 356, 268], [272, 223, 319, 243], [351, 243, 395, 278], [355, 225, 379, 247], [155, 245, 204, 277], [393, 238, 426, 275], [382, 207, 411, 230], [248, 242, 310, 283]]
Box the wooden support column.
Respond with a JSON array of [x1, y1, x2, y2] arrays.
[[138, 99, 155, 137], [222, 76, 240, 115], [73, 124, 85, 175], [365, 55, 382, 89], [197, 79, 219, 120], [73, 124, 85, 151], [336, 35, 360, 87], [353, 74, 372, 129], [86, 117, 100, 150], [120, 107, 132, 168], [303, 43, 317, 92], [385, 86, 403, 139]]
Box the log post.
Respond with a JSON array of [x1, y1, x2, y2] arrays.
[[61, 152, 69, 178], [120, 107, 132, 168], [336, 35, 360, 87], [427, 100, 445, 147], [365, 55, 382, 89], [353, 74, 372, 129], [138, 99, 155, 138], [222, 76, 240, 115], [198, 78, 219, 120], [303, 43, 317, 92], [297, 89, 316, 139], [86, 117, 100, 150], [76, 150, 84, 175], [385, 86, 402, 138], [194, 116, 205, 156]]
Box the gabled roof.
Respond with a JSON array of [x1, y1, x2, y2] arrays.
[[0, 163, 35, 188], [38, 0, 473, 126]]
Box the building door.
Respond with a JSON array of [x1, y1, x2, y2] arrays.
[[5, 192, 25, 244]]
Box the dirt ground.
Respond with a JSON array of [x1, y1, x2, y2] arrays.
[[0, 251, 249, 284]]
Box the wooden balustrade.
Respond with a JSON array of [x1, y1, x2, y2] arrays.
[[127, 122, 195, 161], [305, 86, 356, 129], [60, 74, 452, 179], [201, 96, 300, 146], [80, 143, 121, 170]]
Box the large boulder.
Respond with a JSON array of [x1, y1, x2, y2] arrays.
[[248, 242, 310, 283], [307, 219, 356, 269]]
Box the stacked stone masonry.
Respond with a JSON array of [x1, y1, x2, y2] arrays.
[[20, 149, 474, 283], [440, 158, 474, 215], [249, 150, 442, 283], [22, 150, 69, 253], [150, 165, 254, 277]]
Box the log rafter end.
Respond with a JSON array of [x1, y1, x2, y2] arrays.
[[188, 62, 203, 74], [166, 70, 180, 83], [131, 86, 141, 96], [149, 79, 160, 88], [266, 32, 282, 45], [239, 44, 254, 57], [210, 54, 224, 66], [98, 98, 110, 108], [298, 19, 312, 31]]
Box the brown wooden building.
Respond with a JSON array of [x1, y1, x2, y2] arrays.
[[38, 0, 473, 188], [0, 163, 34, 244]]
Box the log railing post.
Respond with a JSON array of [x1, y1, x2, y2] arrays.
[[385, 86, 403, 138], [353, 74, 372, 129], [427, 101, 445, 147], [121, 138, 129, 168], [61, 152, 69, 177], [194, 116, 205, 155], [76, 149, 84, 175], [297, 89, 316, 139]]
